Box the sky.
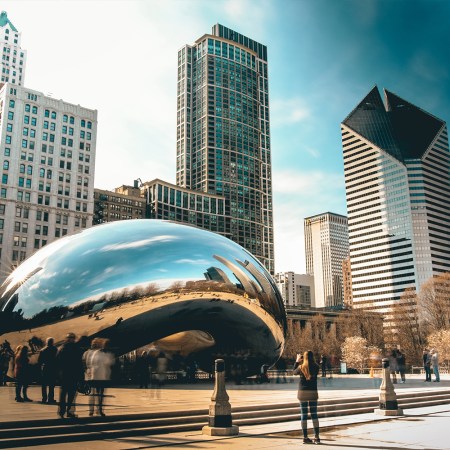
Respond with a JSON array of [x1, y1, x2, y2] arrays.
[[3, 0, 449, 274]]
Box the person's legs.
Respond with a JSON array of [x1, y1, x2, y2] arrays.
[[41, 383, 48, 402], [400, 370, 406, 383], [433, 366, 440, 382], [97, 385, 105, 415], [48, 383, 55, 403], [309, 401, 320, 442], [58, 384, 67, 417], [66, 385, 77, 417], [15, 381, 23, 401], [300, 401, 312, 442]]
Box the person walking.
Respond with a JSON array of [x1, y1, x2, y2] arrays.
[[83, 338, 115, 416], [430, 349, 440, 382], [293, 350, 320, 444], [38, 337, 58, 404], [423, 348, 431, 382], [136, 351, 150, 388], [396, 349, 406, 384], [320, 354, 327, 378], [14, 345, 33, 402], [388, 349, 399, 384], [56, 333, 83, 418]]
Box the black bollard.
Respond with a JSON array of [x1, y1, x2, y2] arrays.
[[202, 359, 239, 436]]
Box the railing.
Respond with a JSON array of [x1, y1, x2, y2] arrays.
[[411, 366, 450, 374]]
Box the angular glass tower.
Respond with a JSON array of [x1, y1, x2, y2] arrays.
[[341, 87, 450, 327], [176, 24, 274, 274]]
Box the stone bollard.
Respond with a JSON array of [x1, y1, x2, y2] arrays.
[[202, 359, 239, 436], [374, 357, 403, 416]]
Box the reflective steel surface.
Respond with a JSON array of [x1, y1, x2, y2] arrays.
[[0, 220, 286, 374]]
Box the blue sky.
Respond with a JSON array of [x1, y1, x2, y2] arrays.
[[3, 0, 449, 273]]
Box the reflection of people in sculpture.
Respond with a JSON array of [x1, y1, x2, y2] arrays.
[[38, 337, 58, 404], [136, 351, 150, 388], [83, 338, 115, 416], [14, 345, 33, 402], [56, 333, 83, 418]]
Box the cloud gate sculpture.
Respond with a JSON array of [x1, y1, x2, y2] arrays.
[[0, 220, 286, 375]]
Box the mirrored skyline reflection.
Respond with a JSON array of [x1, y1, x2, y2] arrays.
[[0, 220, 286, 327]]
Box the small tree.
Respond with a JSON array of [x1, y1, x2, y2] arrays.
[[341, 336, 369, 373], [427, 329, 450, 367]]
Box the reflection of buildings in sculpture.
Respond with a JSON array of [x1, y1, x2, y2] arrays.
[[204, 267, 232, 285], [213, 255, 260, 298], [93, 186, 146, 225], [304, 212, 349, 308], [342, 87, 450, 328], [275, 272, 315, 308]]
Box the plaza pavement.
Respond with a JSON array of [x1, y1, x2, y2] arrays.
[[1, 373, 449, 449]]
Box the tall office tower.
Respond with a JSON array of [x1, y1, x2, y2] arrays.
[[0, 11, 26, 86], [0, 84, 97, 279], [304, 212, 349, 308], [274, 271, 314, 307], [176, 24, 274, 274], [341, 86, 450, 327]]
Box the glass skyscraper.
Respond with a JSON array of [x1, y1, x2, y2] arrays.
[[341, 86, 450, 327], [176, 24, 274, 274]]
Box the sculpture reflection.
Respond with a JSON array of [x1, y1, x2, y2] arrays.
[[0, 220, 286, 375]]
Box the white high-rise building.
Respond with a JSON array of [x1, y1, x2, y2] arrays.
[[0, 11, 26, 86], [0, 84, 97, 279], [304, 212, 349, 308], [275, 271, 315, 308], [341, 86, 450, 328]]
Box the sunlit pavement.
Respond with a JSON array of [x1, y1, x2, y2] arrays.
[[1, 373, 449, 449]]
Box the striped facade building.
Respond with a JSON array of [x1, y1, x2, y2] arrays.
[[341, 86, 450, 328]]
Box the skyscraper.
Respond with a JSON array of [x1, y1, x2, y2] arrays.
[[341, 86, 450, 326], [0, 11, 26, 86], [176, 24, 274, 274], [304, 212, 349, 308], [0, 13, 97, 281]]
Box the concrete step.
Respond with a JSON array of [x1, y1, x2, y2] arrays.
[[0, 390, 449, 448]]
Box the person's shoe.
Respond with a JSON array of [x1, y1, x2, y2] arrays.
[[98, 411, 106, 417], [89, 411, 94, 417], [15, 397, 24, 402], [303, 437, 313, 444], [313, 436, 321, 444], [58, 412, 65, 418], [23, 397, 33, 402], [66, 412, 78, 418], [47, 399, 57, 404]]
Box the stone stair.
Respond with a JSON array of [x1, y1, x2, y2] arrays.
[[1, 389, 449, 448]]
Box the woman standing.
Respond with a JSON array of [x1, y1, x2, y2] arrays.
[[14, 345, 33, 402], [293, 350, 320, 444]]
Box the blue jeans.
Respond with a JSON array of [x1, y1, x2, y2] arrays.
[[433, 366, 440, 382], [300, 401, 319, 435]]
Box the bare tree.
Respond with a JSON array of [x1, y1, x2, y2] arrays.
[[427, 329, 450, 367], [418, 272, 450, 331]]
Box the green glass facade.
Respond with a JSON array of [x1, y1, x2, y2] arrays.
[[176, 24, 274, 274]]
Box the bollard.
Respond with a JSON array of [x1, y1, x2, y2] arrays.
[[374, 358, 403, 416], [202, 359, 239, 436]]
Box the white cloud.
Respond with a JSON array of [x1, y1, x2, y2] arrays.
[[271, 97, 311, 127], [100, 235, 179, 252]]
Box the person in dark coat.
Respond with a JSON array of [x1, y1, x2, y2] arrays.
[[293, 350, 320, 444], [38, 337, 58, 403], [396, 349, 406, 383], [14, 345, 32, 402], [56, 333, 83, 418], [388, 349, 399, 384], [423, 348, 431, 382]]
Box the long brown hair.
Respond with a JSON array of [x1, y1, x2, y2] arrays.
[[300, 350, 318, 380]]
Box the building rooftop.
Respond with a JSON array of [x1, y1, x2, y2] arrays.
[[0, 11, 18, 32]]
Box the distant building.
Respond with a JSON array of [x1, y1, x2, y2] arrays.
[[342, 257, 352, 308], [141, 179, 230, 238], [0, 11, 26, 87], [275, 271, 315, 307], [0, 84, 97, 277], [93, 185, 146, 225], [341, 86, 450, 328], [304, 212, 349, 308]]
